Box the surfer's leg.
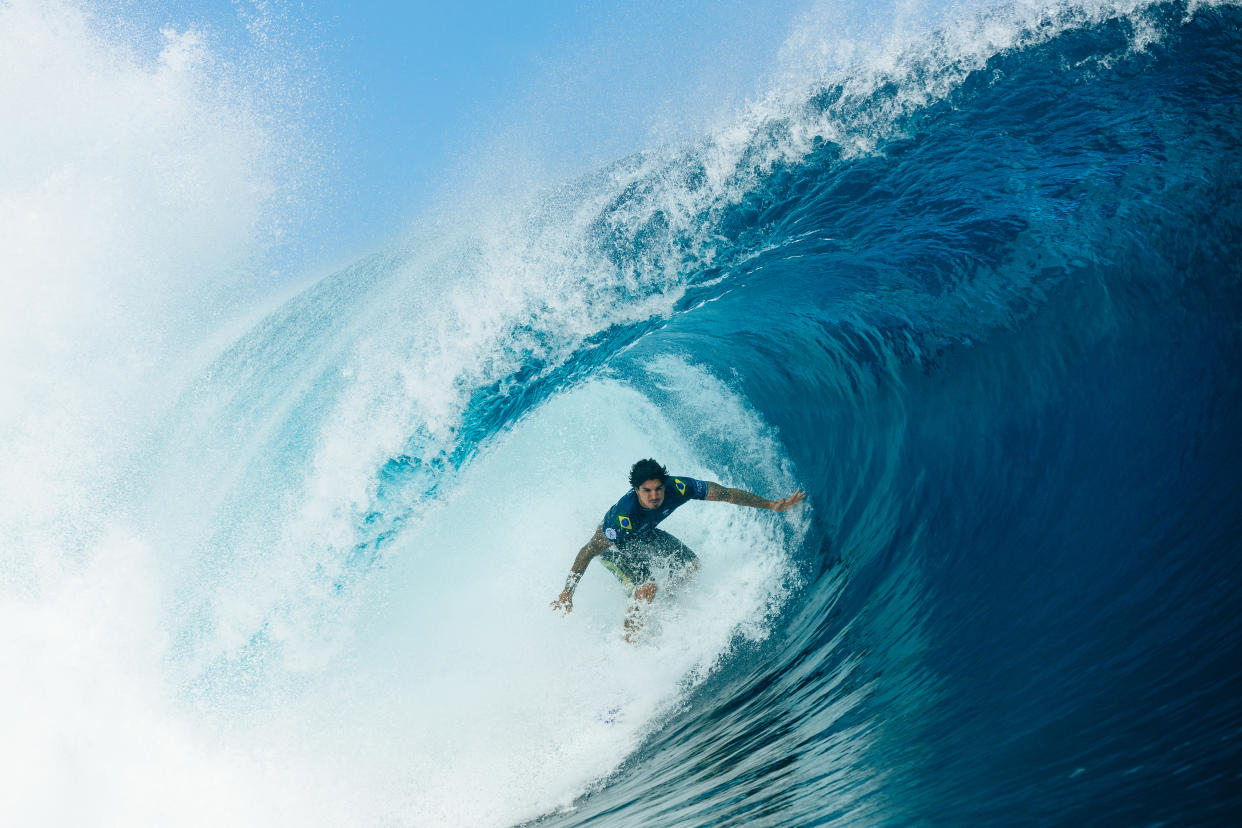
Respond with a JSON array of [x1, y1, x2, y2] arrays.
[[599, 563, 646, 642], [602, 547, 655, 642], [649, 529, 699, 584], [624, 581, 657, 643]]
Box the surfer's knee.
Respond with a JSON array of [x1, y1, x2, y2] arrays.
[[634, 581, 657, 602]]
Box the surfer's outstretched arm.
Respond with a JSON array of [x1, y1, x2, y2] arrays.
[[551, 527, 610, 613], [705, 482, 806, 512]]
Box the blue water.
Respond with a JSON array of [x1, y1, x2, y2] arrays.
[[523, 4, 1242, 823], [6, 0, 1241, 825]]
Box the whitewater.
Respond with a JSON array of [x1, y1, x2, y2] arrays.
[[3, 0, 1240, 825]]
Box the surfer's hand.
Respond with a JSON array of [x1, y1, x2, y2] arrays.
[[770, 489, 806, 512], [551, 591, 574, 613]]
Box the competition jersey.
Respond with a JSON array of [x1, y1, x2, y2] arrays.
[[602, 476, 709, 546]]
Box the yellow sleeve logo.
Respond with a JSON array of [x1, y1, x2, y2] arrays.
[[674, 478, 687, 496], [618, 515, 632, 530]]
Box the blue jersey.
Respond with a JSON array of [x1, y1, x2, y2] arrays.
[[602, 476, 708, 547]]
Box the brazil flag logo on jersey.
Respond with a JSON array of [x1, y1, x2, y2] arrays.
[[618, 515, 632, 530], [674, 478, 687, 496]]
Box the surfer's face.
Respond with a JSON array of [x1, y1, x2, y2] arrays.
[[635, 479, 665, 510]]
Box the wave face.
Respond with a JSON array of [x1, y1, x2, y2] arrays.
[[4, 1, 1242, 826]]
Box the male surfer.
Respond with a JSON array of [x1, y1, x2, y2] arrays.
[[551, 458, 805, 641]]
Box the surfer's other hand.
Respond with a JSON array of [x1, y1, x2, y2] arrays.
[[770, 489, 806, 512]]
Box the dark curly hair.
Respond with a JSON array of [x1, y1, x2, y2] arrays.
[[629, 458, 669, 488]]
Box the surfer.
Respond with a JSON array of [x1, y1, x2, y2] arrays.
[[551, 458, 805, 641]]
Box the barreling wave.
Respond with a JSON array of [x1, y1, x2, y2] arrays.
[[527, 2, 1242, 825], [4, 0, 1240, 825]]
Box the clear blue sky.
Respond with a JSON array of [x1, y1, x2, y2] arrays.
[[100, 0, 811, 274], [303, 0, 813, 268]]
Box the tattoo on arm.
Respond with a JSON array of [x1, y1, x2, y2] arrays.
[[707, 481, 773, 510]]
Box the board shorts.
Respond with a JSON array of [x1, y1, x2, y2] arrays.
[[598, 529, 699, 592]]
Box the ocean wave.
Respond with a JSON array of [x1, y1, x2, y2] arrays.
[[4, 1, 1240, 825]]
